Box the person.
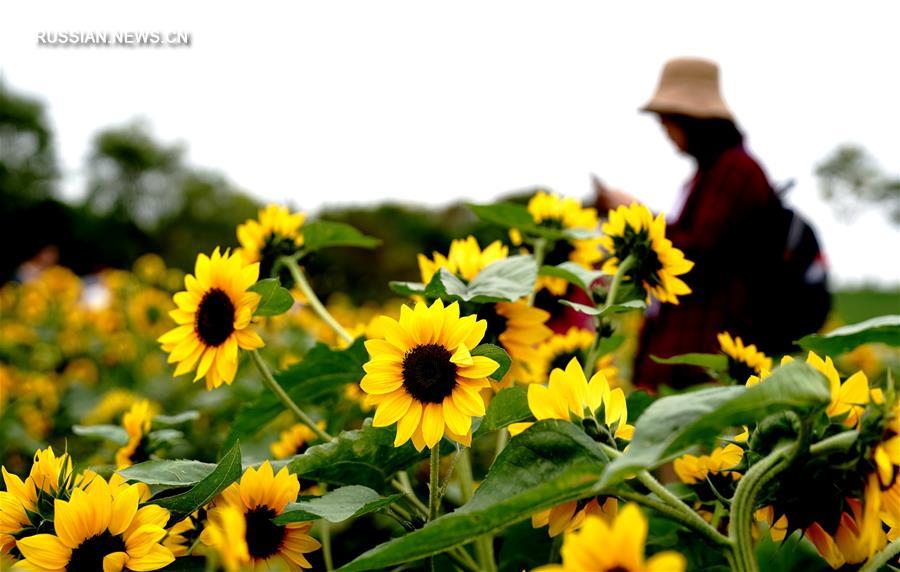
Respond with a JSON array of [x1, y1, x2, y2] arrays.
[[595, 57, 785, 390]]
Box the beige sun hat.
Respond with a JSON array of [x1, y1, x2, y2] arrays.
[[641, 57, 734, 120]]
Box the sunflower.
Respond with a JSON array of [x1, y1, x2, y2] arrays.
[[361, 299, 499, 450], [200, 505, 249, 572], [717, 332, 773, 383], [525, 327, 616, 385], [532, 496, 617, 538], [600, 202, 693, 304], [1, 468, 37, 553], [16, 474, 175, 571], [271, 422, 325, 459], [158, 248, 265, 390], [416, 237, 552, 385], [163, 512, 203, 558], [804, 479, 886, 569], [128, 287, 174, 337], [525, 191, 604, 295], [236, 204, 305, 284], [28, 446, 73, 495], [673, 442, 744, 485], [535, 504, 686, 572], [115, 400, 154, 469], [203, 461, 320, 570], [781, 352, 870, 427], [418, 236, 509, 283], [508, 357, 634, 440]]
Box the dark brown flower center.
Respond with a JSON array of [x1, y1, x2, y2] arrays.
[[68, 531, 126, 570], [245, 506, 286, 559], [401, 343, 458, 404], [195, 288, 235, 346]]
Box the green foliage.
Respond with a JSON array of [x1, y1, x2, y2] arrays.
[[118, 459, 216, 487], [153, 411, 200, 425], [275, 486, 403, 524], [476, 386, 533, 436], [599, 361, 830, 487], [337, 421, 610, 571], [560, 298, 647, 317], [468, 202, 597, 241], [287, 419, 430, 489], [539, 262, 606, 294], [798, 315, 900, 354], [472, 343, 511, 381], [249, 278, 295, 316], [392, 255, 537, 304], [301, 220, 382, 253], [72, 424, 129, 445], [224, 340, 367, 449], [651, 352, 728, 370]]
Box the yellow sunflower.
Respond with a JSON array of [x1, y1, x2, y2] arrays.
[[158, 248, 265, 390], [127, 287, 174, 337], [16, 474, 175, 571], [509, 357, 634, 440], [417, 235, 509, 283], [526, 191, 604, 295], [1, 468, 37, 553], [236, 204, 305, 281], [673, 442, 744, 485], [202, 461, 320, 570], [525, 327, 616, 385], [805, 482, 886, 570], [415, 236, 552, 384], [600, 202, 693, 304], [532, 496, 617, 538], [163, 512, 202, 558], [718, 332, 773, 383], [28, 446, 73, 495], [115, 400, 154, 469], [361, 299, 499, 450], [782, 352, 870, 428], [201, 504, 249, 571], [271, 422, 325, 459], [534, 504, 686, 572]]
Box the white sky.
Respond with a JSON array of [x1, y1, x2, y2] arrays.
[[3, 1, 899, 286]]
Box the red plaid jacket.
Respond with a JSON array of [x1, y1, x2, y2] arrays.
[[632, 145, 781, 390]]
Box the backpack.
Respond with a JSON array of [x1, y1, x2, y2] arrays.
[[768, 180, 831, 351]]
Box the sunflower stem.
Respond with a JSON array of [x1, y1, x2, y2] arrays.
[[280, 256, 354, 345], [320, 520, 334, 571], [458, 449, 497, 572], [584, 254, 635, 378], [526, 237, 547, 305], [428, 446, 441, 521], [249, 349, 332, 441], [860, 539, 900, 572]]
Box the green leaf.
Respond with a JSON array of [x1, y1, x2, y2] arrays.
[[423, 256, 537, 303], [539, 262, 606, 294], [651, 352, 728, 371], [798, 315, 900, 355], [388, 280, 427, 298], [274, 486, 403, 524], [287, 419, 429, 489], [153, 411, 200, 425], [560, 299, 646, 318], [472, 343, 511, 381], [72, 424, 129, 445], [598, 361, 830, 487], [301, 220, 381, 253], [145, 442, 243, 525], [118, 459, 216, 487], [249, 278, 294, 317], [336, 421, 610, 571], [223, 340, 367, 449], [148, 429, 184, 445], [468, 202, 598, 242], [476, 386, 533, 436]]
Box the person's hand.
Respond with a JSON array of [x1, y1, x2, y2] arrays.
[[591, 174, 634, 212]]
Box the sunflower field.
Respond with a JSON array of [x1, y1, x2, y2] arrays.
[[2, 193, 899, 572]]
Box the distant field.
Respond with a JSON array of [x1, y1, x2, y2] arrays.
[[833, 287, 900, 324]]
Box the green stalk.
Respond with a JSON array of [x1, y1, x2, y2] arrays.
[[249, 349, 332, 442], [280, 256, 354, 345], [458, 450, 496, 572], [860, 540, 900, 572], [584, 254, 635, 378], [320, 520, 334, 571], [428, 446, 441, 521]]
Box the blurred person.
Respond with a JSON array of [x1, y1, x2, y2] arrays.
[[595, 57, 827, 390]]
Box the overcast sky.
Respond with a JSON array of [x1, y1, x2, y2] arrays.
[[3, 1, 899, 286]]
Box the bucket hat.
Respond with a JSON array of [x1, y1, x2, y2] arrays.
[[641, 57, 734, 120]]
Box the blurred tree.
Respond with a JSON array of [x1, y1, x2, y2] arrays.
[[815, 144, 900, 225], [83, 122, 185, 229], [0, 80, 58, 207]]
